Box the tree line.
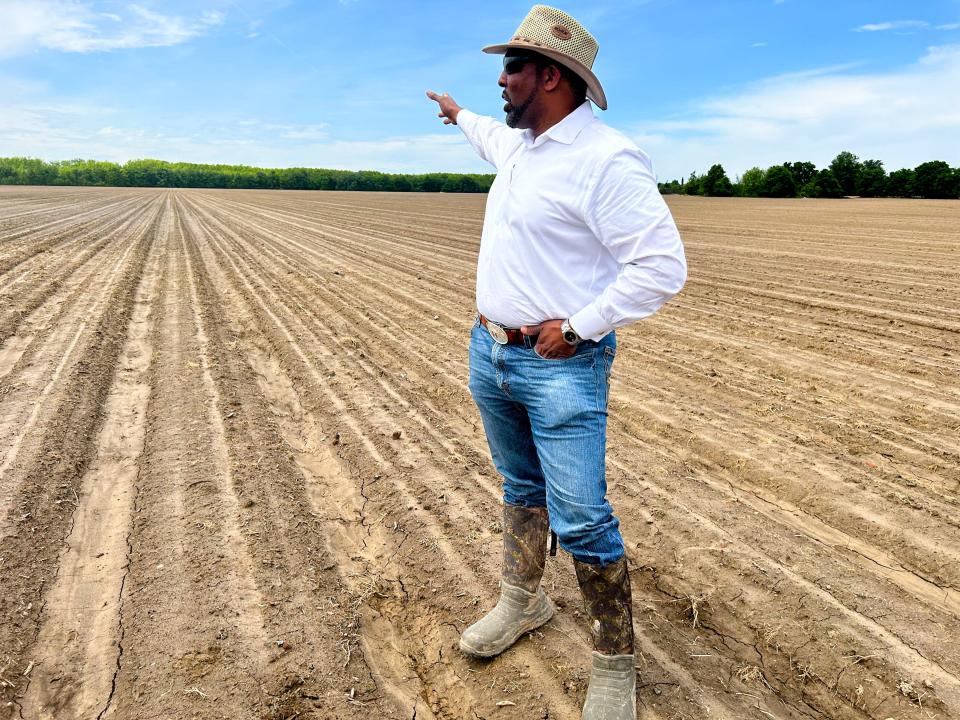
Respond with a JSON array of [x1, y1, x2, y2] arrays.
[[3, 153, 958, 198], [0, 157, 495, 193], [659, 152, 960, 199]]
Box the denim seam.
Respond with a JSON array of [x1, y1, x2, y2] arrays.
[[593, 351, 605, 474], [493, 342, 514, 399]]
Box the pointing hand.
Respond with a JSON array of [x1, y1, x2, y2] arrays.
[[426, 90, 462, 125]]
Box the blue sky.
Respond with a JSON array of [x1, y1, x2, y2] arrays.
[[1, 0, 959, 180]]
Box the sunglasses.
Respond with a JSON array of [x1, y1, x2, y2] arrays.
[[503, 55, 538, 74]]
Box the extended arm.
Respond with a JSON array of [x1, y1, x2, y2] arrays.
[[425, 90, 521, 170]]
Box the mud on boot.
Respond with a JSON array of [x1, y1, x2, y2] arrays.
[[460, 504, 553, 658], [459, 580, 555, 658], [574, 556, 636, 720]]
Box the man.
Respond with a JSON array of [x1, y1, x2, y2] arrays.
[[426, 5, 686, 719]]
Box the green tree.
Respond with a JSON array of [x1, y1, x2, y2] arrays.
[[2, 157, 57, 184], [442, 175, 482, 192], [761, 165, 796, 197], [857, 159, 887, 197], [800, 169, 843, 198], [739, 167, 766, 197], [829, 151, 862, 196], [786, 162, 817, 188], [886, 168, 915, 197], [701, 164, 733, 196], [682, 171, 703, 195], [418, 174, 445, 192], [658, 179, 683, 194], [913, 160, 957, 198]]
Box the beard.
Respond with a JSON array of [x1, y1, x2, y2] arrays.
[[504, 86, 539, 128]]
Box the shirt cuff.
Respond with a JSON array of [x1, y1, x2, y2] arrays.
[[569, 303, 612, 342], [456, 108, 477, 131]]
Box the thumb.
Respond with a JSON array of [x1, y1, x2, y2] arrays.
[[521, 324, 543, 335]]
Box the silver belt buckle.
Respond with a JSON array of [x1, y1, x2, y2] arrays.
[[486, 320, 509, 345]]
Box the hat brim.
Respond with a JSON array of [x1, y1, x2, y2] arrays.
[[482, 41, 607, 110]]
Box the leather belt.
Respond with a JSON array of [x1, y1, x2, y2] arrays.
[[478, 313, 537, 347]]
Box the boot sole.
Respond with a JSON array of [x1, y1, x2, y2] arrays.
[[458, 598, 555, 658]]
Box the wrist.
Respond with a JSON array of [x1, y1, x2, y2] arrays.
[[560, 319, 581, 346]]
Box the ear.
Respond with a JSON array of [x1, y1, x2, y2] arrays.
[[540, 64, 563, 92]]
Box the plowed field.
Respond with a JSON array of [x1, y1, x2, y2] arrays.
[[1, 186, 957, 720]]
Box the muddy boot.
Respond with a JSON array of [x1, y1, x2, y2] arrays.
[[459, 505, 555, 658], [574, 557, 636, 720]]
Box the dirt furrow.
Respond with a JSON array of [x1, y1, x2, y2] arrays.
[[0, 196, 161, 353], [17, 197, 168, 720], [184, 195, 794, 720], [185, 193, 477, 295], [0, 195, 149, 297], [97, 201, 273, 719], [3, 188, 957, 720], [179, 200, 614, 719], [193, 195, 949, 596], [0, 199, 163, 531], [118, 196, 402, 719], [0, 194, 145, 279], [0, 214, 152, 382], [186, 191, 960, 716], [0, 199, 157, 718], [604, 347, 960, 580]]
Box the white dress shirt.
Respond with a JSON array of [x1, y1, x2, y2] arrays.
[[456, 101, 686, 341]]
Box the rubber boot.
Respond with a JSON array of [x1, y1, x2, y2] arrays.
[[574, 556, 636, 720], [459, 505, 555, 658]]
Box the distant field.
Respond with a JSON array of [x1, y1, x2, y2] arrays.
[[0, 186, 957, 720]]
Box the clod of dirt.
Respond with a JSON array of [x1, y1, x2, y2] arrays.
[[391, 430, 402, 440]]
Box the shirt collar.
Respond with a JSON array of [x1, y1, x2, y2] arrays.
[[523, 101, 595, 148]]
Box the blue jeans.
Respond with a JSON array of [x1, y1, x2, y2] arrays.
[[468, 319, 624, 566]]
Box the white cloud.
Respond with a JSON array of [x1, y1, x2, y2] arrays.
[[630, 45, 960, 180], [5, 37, 957, 179], [0, 1, 224, 57], [853, 20, 929, 32]]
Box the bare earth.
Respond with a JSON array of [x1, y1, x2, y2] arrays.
[[0, 187, 957, 720]]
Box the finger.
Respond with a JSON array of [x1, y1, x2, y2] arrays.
[[426, 90, 438, 100], [521, 324, 543, 335]]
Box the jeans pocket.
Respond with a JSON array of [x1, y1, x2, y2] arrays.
[[533, 344, 581, 362], [532, 340, 600, 363]]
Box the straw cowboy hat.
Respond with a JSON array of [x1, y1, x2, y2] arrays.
[[482, 4, 607, 110]]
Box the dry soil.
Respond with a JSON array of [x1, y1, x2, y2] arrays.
[[0, 187, 957, 720]]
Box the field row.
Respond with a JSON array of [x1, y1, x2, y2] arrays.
[[0, 186, 957, 720]]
